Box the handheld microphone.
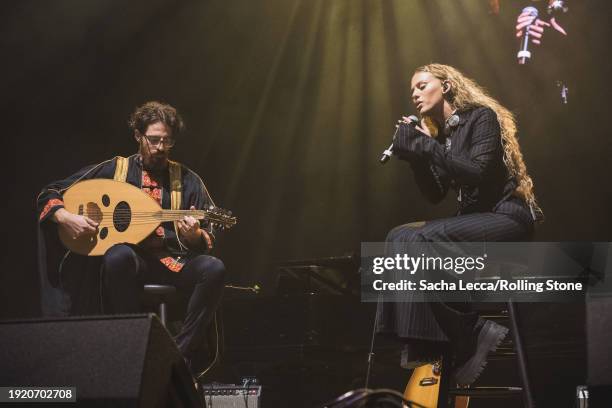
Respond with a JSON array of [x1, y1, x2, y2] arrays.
[[379, 115, 418, 164], [517, 6, 538, 64]]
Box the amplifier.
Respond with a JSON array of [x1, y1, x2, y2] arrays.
[[201, 384, 261, 408]]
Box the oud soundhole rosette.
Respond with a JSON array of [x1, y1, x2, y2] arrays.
[[86, 202, 103, 224], [113, 201, 131, 232]]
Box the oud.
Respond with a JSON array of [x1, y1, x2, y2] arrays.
[[58, 179, 236, 256]]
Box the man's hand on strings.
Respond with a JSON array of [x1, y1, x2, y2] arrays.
[[53, 208, 98, 239], [178, 206, 202, 245]]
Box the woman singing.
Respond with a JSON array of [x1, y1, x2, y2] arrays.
[[377, 63, 543, 385]]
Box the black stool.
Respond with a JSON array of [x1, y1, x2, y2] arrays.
[[143, 284, 177, 327]]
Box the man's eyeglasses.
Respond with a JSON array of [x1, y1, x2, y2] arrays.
[[142, 135, 176, 148]]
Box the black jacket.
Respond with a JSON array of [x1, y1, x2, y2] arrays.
[[393, 106, 534, 227]]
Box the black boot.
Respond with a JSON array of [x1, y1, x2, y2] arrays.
[[428, 302, 508, 386], [452, 319, 508, 385]]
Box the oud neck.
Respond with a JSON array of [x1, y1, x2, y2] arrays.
[[157, 209, 206, 222]]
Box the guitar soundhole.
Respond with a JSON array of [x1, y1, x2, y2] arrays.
[[102, 194, 110, 207], [113, 201, 131, 232], [99, 227, 108, 239]]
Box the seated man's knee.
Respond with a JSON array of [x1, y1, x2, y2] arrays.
[[192, 256, 226, 286], [102, 244, 139, 280], [207, 257, 226, 285]]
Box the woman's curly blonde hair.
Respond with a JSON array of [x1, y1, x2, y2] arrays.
[[416, 63, 543, 220]]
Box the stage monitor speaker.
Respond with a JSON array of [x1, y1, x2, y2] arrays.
[[0, 314, 200, 407]]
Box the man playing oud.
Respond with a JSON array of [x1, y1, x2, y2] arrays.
[[37, 101, 226, 376]]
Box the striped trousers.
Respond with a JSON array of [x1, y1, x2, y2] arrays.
[[376, 211, 532, 351]]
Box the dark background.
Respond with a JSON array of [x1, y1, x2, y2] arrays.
[[3, 0, 610, 318], [1, 0, 611, 406]]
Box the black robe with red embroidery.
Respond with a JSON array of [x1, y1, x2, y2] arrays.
[[36, 154, 217, 316]]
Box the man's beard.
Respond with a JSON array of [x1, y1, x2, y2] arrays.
[[143, 155, 168, 172]]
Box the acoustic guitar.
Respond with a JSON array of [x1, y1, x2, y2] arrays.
[[58, 179, 236, 256], [404, 362, 469, 408]]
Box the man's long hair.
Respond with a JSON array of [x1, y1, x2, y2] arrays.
[[416, 63, 543, 220]]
